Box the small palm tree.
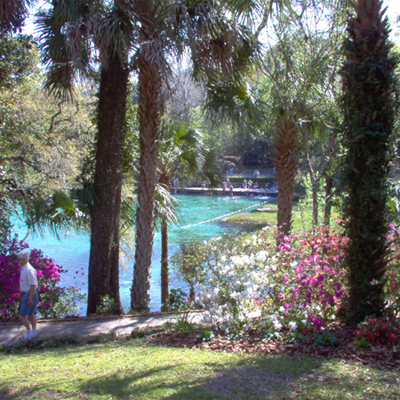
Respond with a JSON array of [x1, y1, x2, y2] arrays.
[[156, 120, 222, 306]]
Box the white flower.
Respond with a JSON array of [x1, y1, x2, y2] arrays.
[[273, 321, 282, 331], [256, 251, 268, 262], [231, 255, 244, 266], [203, 313, 213, 324], [288, 321, 297, 331]]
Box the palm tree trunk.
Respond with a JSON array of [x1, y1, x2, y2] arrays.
[[87, 53, 128, 315], [159, 173, 170, 306], [131, 54, 162, 312], [272, 111, 298, 237]]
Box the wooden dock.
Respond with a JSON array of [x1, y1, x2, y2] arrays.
[[171, 187, 278, 197]]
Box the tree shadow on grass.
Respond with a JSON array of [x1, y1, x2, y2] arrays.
[[74, 356, 319, 400], [77, 354, 400, 400]]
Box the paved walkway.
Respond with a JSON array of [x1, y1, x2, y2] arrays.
[[0, 311, 204, 346]]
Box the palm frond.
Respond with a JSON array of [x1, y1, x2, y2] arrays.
[[154, 183, 181, 230], [1, 0, 36, 33], [26, 189, 91, 239]]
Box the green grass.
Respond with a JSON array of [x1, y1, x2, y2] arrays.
[[225, 204, 307, 231], [1, 337, 399, 400], [224, 203, 341, 233]]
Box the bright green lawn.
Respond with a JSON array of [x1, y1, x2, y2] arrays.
[[1, 338, 399, 400], [225, 204, 306, 230]]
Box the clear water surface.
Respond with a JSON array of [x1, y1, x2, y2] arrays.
[[13, 194, 274, 313]]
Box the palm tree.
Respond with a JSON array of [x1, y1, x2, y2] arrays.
[[128, 0, 259, 312], [37, 0, 132, 314], [0, 0, 35, 32], [271, 110, 299, 236], [341, 0, 398, 322], [156, 121, 222, 306], [37, 0, 260, 314]]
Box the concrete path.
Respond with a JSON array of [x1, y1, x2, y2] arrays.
[[0, 311, 204, 346]]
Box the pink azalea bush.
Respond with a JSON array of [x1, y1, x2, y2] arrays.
[[253, 226, 349, 333], [185, 223, 400, 336], [0, 236, 82, 321]]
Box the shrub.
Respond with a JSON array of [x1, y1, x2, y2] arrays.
[[354, 317, 397, 345], [0, 236, 84, 320]]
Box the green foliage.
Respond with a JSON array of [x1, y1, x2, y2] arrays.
[[0, 68, 95, 236], [0, 34, 38, 89], [51, 287, 86, 319], [313, 331, 338, 347], [297, 173, 325, 229], [195, 328, 216, 343], [354, 336, 370, 348], [162, 289, 196, 335], [163, 288, 190, 312], [340, 1, 399, 322], [284, 331, 306, 344], [95, 295, 116, 316]]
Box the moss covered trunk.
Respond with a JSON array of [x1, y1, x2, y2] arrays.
[[341, 0, 398, 322]]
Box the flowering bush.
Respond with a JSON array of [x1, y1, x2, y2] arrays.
[[177, 226, 349, 335], [0, 236, 83, 320], [254, 226, 349, 333], [355, 317, 397, 344], [182, 233, 263, 334], [177, 219, 400, 340], [385, 224, 400, 318]]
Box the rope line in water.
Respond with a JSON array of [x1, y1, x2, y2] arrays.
[[179, 200, 269, 230]]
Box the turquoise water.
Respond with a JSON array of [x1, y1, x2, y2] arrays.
[[13, 194, 274, 313]]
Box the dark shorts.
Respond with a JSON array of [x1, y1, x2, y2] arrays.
[[19, 291, 38, 316]]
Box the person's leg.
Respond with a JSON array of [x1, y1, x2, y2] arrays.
[[19, 293, 32, 338], [28, 291, 38, 337], [19, 314, 32, 340], [28, 314, 37, 337], [19, 314, 31, 331]]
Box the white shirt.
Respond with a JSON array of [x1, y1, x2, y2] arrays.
[[20, 262, 38, 293]]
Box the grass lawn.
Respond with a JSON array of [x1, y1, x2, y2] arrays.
[[1, 337, 399, 400], [224, 204, 312, 231]]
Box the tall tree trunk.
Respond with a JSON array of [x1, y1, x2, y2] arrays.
[[131, 55, 162, 312], [324, 176, 333, 227], [158, 173, 170, 307], [341, 0, 397, 322], [301, 130, 319, 227], [272, 111, 298, 237], [87, 53, 129, 315]]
